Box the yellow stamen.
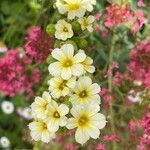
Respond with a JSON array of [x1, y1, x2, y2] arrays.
[[53, 111, 60, 118]]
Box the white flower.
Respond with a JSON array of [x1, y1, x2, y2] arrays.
[[56, 0, 96, 20], [66, 104, 106, 145], [48, 76, 76, 98], [0, 42, 7, 53], [78, 15, 95, 32], [31, 92, 52, 119], [17, 107, 32, 120], [0, 137, 10, 148], [46, 100, 69, 132], [70, 76, 101, 105], [48, 44, 86, 80], [127, 90, 142, 103], [1, 101, 14, 114], [28, 120, 55, 143], [79, 50, 95, 73], [23, 107, 32, 120], [55, 19, 73, 40]]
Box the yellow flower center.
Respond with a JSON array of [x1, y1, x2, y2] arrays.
[[6, 105, 10, 110], [40, 122, 47, 131], [43, 102, 48, 110], [59, 80, 67, 90], [83, 19, 89, 27], [68, 3, 80, 11], [79, 90, 87, 98], [63, 59, 73, 67], [63, 27, 68, 32], [53, 111, 60, 118], [78, 115, 89, 126]]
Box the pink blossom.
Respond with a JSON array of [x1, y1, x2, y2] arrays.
[[137, 0, 145, 7], [0, 49, 41, 97], [105, 3, 133, 28], [95, 13, 101, 21], [128, 38, 150, 90], [113, 72, 122, 87], [103, 134, 120, 142], [65, 144, 79, 150], [129, 120, 138, 134], [25, 26, 55, 62], [131, 10, 145, 35], [96, 144, 106, 150], [112, 61, 119, 69], [99, 88, 109, 96]]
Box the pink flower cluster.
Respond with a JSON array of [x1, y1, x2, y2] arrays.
[[140, 112, 150, 145], [25, 26, 55, 62], [128, 38, 150, 90], [104, 2, 145, 35], [103, 133, 120, 142], [105, 3, 133, 28], [99, 88, 112, 109], [0, 49, 41, 97]]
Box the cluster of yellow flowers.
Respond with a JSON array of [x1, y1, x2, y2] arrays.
[[29, 0, 106, 145]]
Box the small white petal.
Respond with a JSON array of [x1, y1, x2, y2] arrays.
[[61, 68, 72, 80], [87, 126, 100, 139], [90, 83, 101, 94], [48, 62, 61, 76], [74, 52, 86, 63], [75, 128, 90, 145], [66, 118, 77, 129], [61, 44, 74, 57], [52, 48, 65, 61], [59, 104, 69, 115], [71, 64, 84, 76]]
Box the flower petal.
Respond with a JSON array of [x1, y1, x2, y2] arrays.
[[74, 51, 86, 63], [42, 92, 51, 102], [59, 104, 69, 115], [61, 68, 72, 80], [75, 128, 90, 145], [61, 44, 74, 57], [91, 113, 107, 129], [51, 48, 65, 61], [90, 83, 101, 94], [48, 62, 61, 76], [66, 118, 77, 129], [71, 64, 84, 77], [87, 126, 100, 139]]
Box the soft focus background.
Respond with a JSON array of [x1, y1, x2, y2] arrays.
[[0, 0, 150, 150]]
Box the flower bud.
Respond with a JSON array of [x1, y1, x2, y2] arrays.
[[71, 21, 81, 33], [46, 24, 55, 35]]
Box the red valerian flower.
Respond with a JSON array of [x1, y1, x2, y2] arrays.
[[128, 38, 150, 90], [25, 26, 55, 62], [0, 49, 41, 97]]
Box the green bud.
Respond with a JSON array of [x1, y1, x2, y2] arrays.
[[46, 24, 55, 35], [46, 55, 55, 64], [74, 38, 88, 49], [71, 21, 81, 33], [54, 40, 65, 48]]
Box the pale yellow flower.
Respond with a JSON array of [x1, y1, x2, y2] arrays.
[[70, 76, 100, 105], [48, 76, 76, 98], [48, 44, 86, 80], [66, 104, 106, 144], [31, 92, 51, 119], [56, 0, 96, 20], [46, 100, 69, 132], [55, 19, 73, 40], [29, 120, 55, 143], [78, 15, 95, 32]]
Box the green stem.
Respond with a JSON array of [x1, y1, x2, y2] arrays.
[[108, 31, 117, 150]]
